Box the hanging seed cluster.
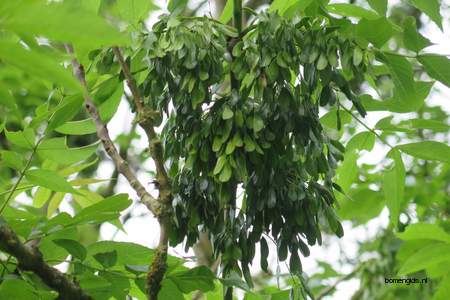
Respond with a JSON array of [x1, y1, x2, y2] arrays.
[[140, 13, 368, 281]]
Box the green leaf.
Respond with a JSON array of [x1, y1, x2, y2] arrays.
[[253, 116, 265, 133], [219, 164, 232, 182], [326, 4, 379, 20], [37, 137, 99, 166], [433, 274, 450, 300], [2, 1, 129, 49], [0, 83, 16, 110], [220, 0, 233, 24], [403, 17, 432, 52], [159, 280, 184, 300], [377, 52, 416, 105], [213, 156, 227, 175], [168, 0, 187, 14], [101, 0, 158, 24], [0, 279, 39, 300], [73, 194, 132, 225], [0, 40, 81, 92], [338, 188, 385, 224], [398, 243, 450, 275], [5, 128, 35, 150], [397, 141, 450, 163], [47, 95, 84, 132], [95, 79, 124, 122], [418, 55, 450, 88], [269, 0, 298, 15], [397, 223, 450, 243], [168, 266, 215, 293], [222, 105, 234, 120], [53, 239, 87, 261], [55, 119, 96, 135], [94, 250, 118, 268], [367, 0, 387, 15], [1, 150, 24, 170], [383, 149, 405, 227], [25, 169, 79, 194], [356, 17, 395, 48], [86, 241, 164, 267], [346, 131, 375, 151], [336, 151, 358, 192], [409, 0, 442, 30], [260, 237, 269, 272]]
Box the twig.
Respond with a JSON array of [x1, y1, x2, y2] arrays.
[[342, 106, 395, 149], [315, 266, 361, 300], [0, 222, 92, 300], [64, 44, 160, 216], [0, 138, 42, 215]]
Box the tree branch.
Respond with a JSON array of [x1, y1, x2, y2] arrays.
[[0, 222, 92, 300], [64, 44, 160, 216], [112, 47, 172, 300], [316, 266, 361, 300], [112, 47, 171, 205]]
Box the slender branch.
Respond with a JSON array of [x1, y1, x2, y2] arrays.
[[64, 44, 160, 216], [0, 222, 92, 300], [341, 106, 395, 149], [0, 138, 42, 215], [315, 266, 361, 300]]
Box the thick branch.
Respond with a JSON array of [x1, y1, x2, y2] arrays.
[[64, 44, 159, 216], [0, 222, 92, 300]]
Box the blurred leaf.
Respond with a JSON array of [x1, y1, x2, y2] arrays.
[[1, 150, 24, 170], [338, 188, 384, 224], [383, 149, 404, 227], [101, 0, 158, 24], [168, 0, 187, 14], [397, 141, 450, 163], [356, 17, 395, 48], [367, 0, 387, 15], [418, 55, 450, 88], [403, 17, 432, 52], [2, 0, 129, 48], [326, 4, 379, 20], [0, 40, 81, 92], [0, 279, 39, 300], [397, 223, 450, 243], [433, 274, 450, 300], [398, 243, 450, 275], [5, 128, 36, 149], [409, 0, 442, 30], [220, 0, 233, 24]]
